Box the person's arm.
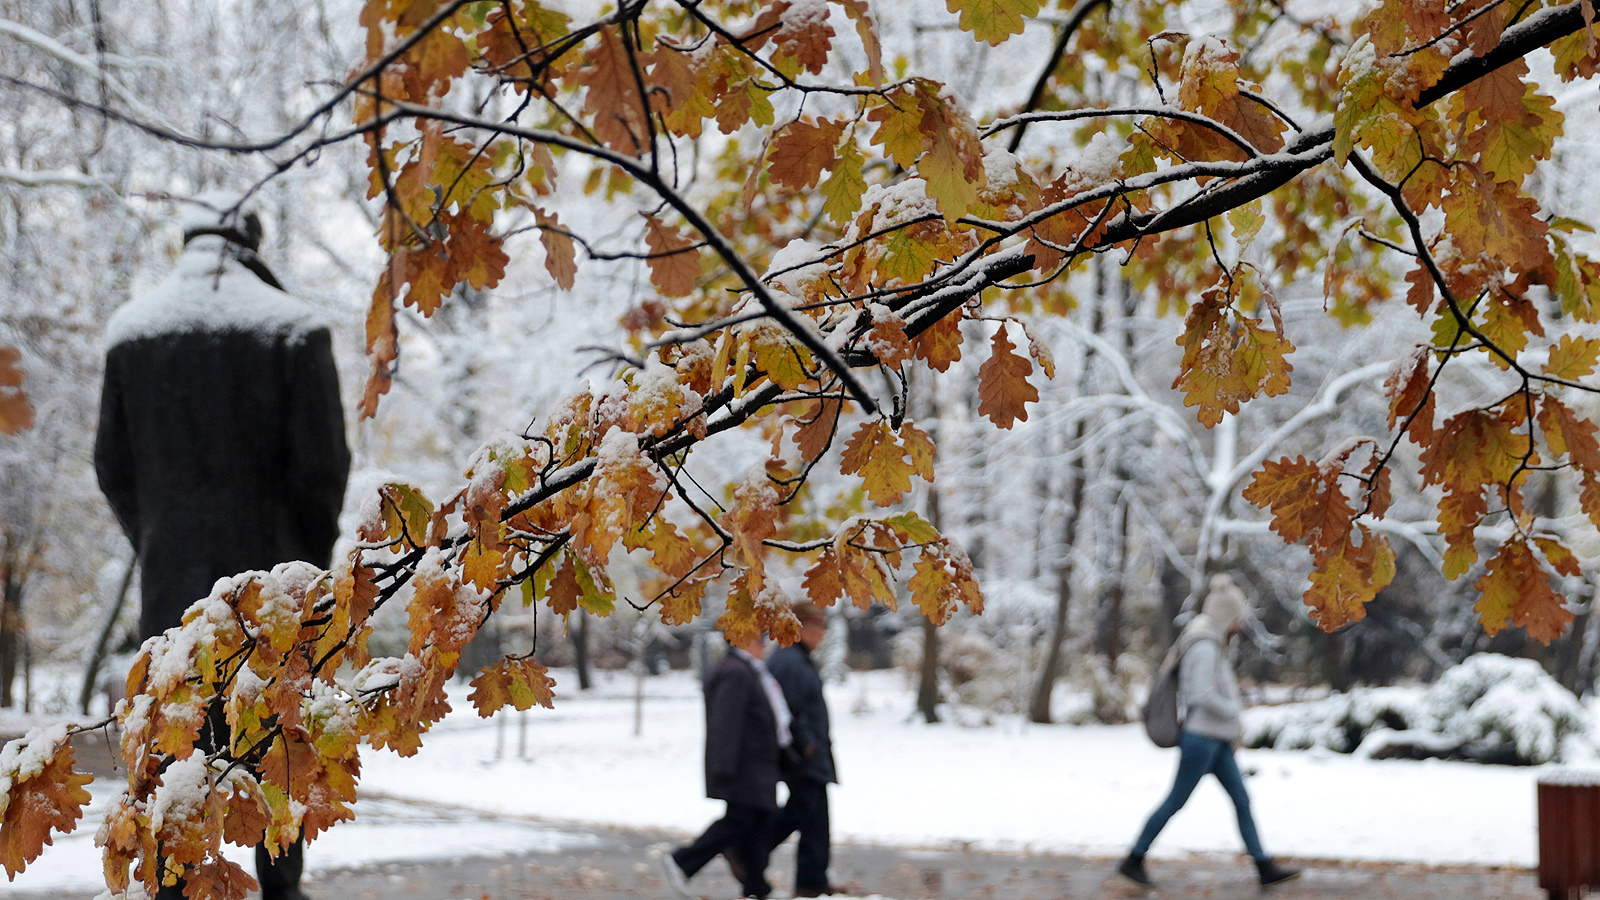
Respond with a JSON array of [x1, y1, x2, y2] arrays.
[[94, 350, 140, 543], [1179, 638, 1233, 719], [704, 665, 754, 779], [285, 326, 350, 564], [768, 653, 816, 754]]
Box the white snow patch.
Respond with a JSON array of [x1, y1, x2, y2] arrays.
[[106, 237, 324, 346]]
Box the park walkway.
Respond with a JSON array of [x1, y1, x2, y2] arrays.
[[8, 791, 1540, 900]]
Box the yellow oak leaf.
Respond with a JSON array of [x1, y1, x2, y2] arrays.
[[1545, 334, 1600, 381], [840, 420, 915, 506], [912, 313, 963, 373], [944, 0, 1040, 45], [468, 658, 557, 716], [821, 140, 867, 225], [1302, 525, 1395, 632]]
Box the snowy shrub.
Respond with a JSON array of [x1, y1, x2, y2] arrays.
[[1424, 654, 1592, 765], [1066, 653, 1152, 725], [1242, 654, 1594, 765], [1242, 687, 1422, 753], [891, 624, 1035, 715]]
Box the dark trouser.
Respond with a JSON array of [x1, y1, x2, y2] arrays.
[[1131, 731, 1267, 861], [768, 777, 830, 891], [152, 702, 306, 900], [675, 801, 774, 898]]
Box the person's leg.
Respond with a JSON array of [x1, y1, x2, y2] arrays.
[[256, 838, 306, 900], [730, 805, 775, 897], [1208, 743, 1267, 862], [765, 780, 803, 856], [1130, 733, 1223, 855], [789, 779, 832, 893], [675, 804, 747, 877]]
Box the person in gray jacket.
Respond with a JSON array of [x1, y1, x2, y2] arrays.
[[1118, 576, 1300, 888]]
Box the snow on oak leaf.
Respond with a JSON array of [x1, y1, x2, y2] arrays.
[[0, 725, 94, 878]]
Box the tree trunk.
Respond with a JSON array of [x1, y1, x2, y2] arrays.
[[81, 555, 138, 715], [1028, 560, 1073, 723], [573, 608, 593, 690], [917, 450, 945, 724], [916, 615, 941, 723], [0, 533, 22, 709], [1093, 489, 1128, 663]]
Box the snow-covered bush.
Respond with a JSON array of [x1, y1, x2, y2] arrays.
[[1243, 687, 1422, 753], [1424, 654, 1593, 765], [1242, 654, 1595, 765]]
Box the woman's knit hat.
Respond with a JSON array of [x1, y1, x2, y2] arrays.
[[1201, 574, 1248, 627]]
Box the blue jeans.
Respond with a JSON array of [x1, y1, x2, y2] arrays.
[[1131, 731, 1267, 861]]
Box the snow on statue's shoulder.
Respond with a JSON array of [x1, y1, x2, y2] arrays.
[[106, 236, 324, 346]]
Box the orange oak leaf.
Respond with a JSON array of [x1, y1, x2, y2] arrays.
[[767, 118, 845, 190], [1384, 346, 1437, 445], [977, 324, 1037, 429], [1476, 536, 1574, 643], [536, 207, 578, 290], [794, 397, 843, 463], [644, 216, 700, 297], [912, 313, 963, 373], [579, 26, 651, 154], [1171, 283, 1294, 427], [0, 728, 94, 878]]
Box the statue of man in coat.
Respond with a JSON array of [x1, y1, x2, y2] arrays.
[[94, 193, 350, 900], [764, 602, 839, 897]]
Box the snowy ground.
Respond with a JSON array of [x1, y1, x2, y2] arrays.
[[1, 669, 1551, 895]]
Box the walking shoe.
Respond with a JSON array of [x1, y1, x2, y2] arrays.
[[1255, 858, 1301, 887], [794, 884, 840, 897], [649, 844, 695, 900], [1117, 854, 1153, 886]]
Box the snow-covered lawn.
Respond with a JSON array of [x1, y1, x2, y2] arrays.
[[359, 669, 1542, 866], [4, 668, 1550, 895]]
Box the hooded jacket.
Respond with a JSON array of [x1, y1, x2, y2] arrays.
[[1175, 578, 1248, 742]]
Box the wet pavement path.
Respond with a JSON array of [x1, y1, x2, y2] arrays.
[[13, 792, 1541, 900]]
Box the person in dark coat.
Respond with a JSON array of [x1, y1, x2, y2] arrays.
[[764, 602, 839, 897], [655, 632, 792, 900], [94, 193, 350, 900]]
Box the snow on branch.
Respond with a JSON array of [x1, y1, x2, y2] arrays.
[[0, 167, 110, 190]]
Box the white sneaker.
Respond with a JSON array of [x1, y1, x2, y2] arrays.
[[649, 843, 695, 900]]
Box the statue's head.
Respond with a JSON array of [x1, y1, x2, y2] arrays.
[[180, 189, 264, 252]]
